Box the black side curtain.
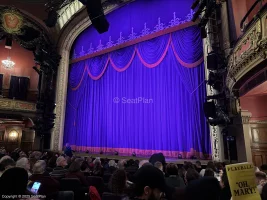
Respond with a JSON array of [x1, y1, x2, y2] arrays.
[[9, 76, 30, 100], [0, 74, 3, 95]]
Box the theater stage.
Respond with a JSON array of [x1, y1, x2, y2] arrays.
[[75, 152, 209, 165]]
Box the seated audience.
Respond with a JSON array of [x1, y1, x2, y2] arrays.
[[165, 163, 185, 188], [107, 160, 117, 174], [183, 161, 194, 171], [81, 160, 90, 174], [204, 168, 215, 177], [195, 161, 202, 173], [255, 171, 267, 194], [93, 158, 104, 177], [199, 161, 216, 177], [132, 165, 166, 200], [65, 160, 88, 186], [64, 143, 73, 157], [185, 177, 221, 200], [16, 157, 32, 177], [138, 160, 149, 168], [0, 167, 28, 196], [220, 170, 231, 200], [154, 162, 164, 173], [0, 156, 15, 177], [118, 160, 127, 170], [109, 169, 128, 196], [50, 156, 68, 179], [185, 168, 199, 185], [47, 155, 57, 172], [29, 160, 60, 197]]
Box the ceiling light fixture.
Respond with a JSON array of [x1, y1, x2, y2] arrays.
[[2, 49, 15, 70], [2, 57, 15, 70]]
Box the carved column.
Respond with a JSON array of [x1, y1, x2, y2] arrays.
[[51, 48, 70, 151], [240, 110, 253, 163]]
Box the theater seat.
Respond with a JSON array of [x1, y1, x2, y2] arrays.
[[87, 176, 105, 194], [102, 192, 128, 200], [60, 178, 88, 200]]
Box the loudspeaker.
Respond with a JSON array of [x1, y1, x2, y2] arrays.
[[45, 10, 58, 27], [85, 0, 109, 34], [203, 101, 216, 118], [5, 37, 12, 49], [207, 53, 218, 70]]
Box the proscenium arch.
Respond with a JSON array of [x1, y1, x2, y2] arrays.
[[52, 3, 130, 151]]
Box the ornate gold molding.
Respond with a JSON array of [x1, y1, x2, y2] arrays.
[[241, 110, 252, 124], [0, 99, 36, 112], [227, 9, 267, 91]]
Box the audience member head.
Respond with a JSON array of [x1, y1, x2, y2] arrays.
[[127, 159, 135, 167], [75, 157, 84, 166], [166, 163, 178, 176], [154, 162, 163, 172], [81, 161, 89, 172], [185, 177, 221, 200], [118, 160, 127, 170], [0, 156, 15, 173], [56, 156, 67, 167], [139, 160, 149, 168], [195, 161, 201, 169], [69, 160, 82, 173], [185, 168, 199, 184], [206, 161, 216, 172], [184, 161, 194, 171], [204, 168, 215, 177], [0, 167, 28, 195], [133, 165, 166, 200], [32, 160, 46, 174], [48, 156, 57, 168], [93, 158, 101, 165], [108, 160, 116, 168], [16, 157, 30, 172], [109, 169, 127, 195], [255, 171, 267, 185]]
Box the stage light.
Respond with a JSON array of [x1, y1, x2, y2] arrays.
[[132, 152, 136, 157], [114, 151, 119, 156], [178, 154, 183, 159]]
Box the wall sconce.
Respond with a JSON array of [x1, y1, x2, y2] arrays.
[[9, 130, 18, 141]]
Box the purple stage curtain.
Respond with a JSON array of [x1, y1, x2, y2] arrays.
[[64, 26, 211, 159]]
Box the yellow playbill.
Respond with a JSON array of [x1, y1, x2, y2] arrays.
[[226, 163, 261, 200]]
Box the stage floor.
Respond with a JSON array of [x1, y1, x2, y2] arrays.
[[75, 152, 210, 165]]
